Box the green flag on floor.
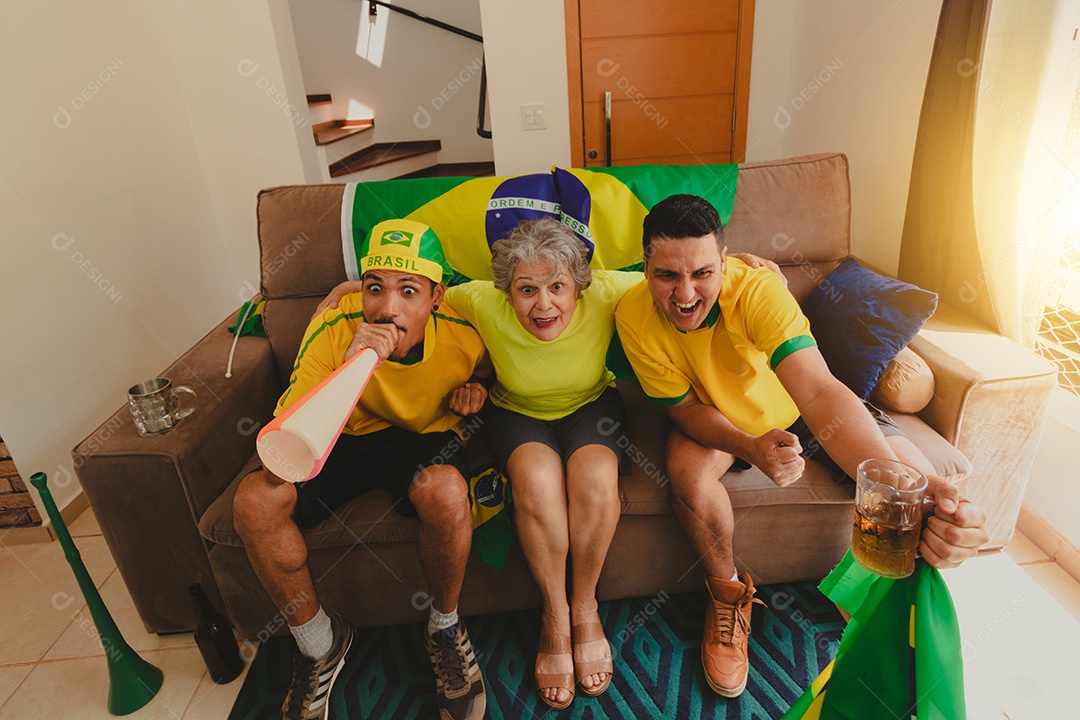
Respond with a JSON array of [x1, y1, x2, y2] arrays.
[[781, 550, 966, 720]]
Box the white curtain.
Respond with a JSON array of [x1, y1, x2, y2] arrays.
[[972, 0, 1080, 346]]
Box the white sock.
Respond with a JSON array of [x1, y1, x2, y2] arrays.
[[290, 606, 333, 660], [428, 606, 459, 636], [731, 570, 740, 582]]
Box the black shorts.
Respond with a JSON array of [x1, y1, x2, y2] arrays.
[[725, 402, 903, 474], [480, 386, 632, 476], [293, 425, 469, 529]]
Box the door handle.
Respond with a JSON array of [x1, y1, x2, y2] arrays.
[[604, 91, 612, 167]]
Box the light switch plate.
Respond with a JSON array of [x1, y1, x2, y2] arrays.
[[521, 103, 546, 130]]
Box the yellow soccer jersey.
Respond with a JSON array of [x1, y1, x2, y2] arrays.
[[275, 293, 486, 436], [614, 258, 816, 436], [445, 270, 642, 420]]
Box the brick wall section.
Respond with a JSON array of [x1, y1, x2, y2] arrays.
[[0, 437, 42, 528]]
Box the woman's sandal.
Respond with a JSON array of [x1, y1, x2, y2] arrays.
[[536, 632, 575, 710], [573, 621, 613, 697]]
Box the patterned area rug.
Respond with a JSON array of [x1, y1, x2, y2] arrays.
[[228, 583, 842, 719]]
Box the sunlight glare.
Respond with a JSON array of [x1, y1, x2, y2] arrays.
[[356, 2, 389, 68]]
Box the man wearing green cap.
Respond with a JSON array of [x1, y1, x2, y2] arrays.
[[233, 219, 490, 720]]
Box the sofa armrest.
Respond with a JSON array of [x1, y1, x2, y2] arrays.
[[74, 312, 281, 520], [71, 312, 280, 632], [909, 303, 1057, 548]]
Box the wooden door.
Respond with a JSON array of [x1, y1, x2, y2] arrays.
[[565, 0, 754, 167]]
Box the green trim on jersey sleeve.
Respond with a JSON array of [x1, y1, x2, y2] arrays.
[[646, 388, 690, 407], [769, 335, 817, 371]]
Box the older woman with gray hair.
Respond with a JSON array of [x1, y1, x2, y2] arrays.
[[446, 217, 637, 708]]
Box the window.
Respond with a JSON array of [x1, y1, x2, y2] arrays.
[[1037, 232, 1080, 396], [1034, 78, 1080, 397]]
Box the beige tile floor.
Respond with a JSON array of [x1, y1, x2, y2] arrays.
[[1, 507, 1077, 719]]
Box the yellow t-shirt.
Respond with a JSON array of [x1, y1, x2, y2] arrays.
[[275, 293, 486, 436], [445, 270, 642, 420], [614, 258, 816, 436]]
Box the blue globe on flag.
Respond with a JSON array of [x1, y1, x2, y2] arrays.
[[485, 173, 561, 248]]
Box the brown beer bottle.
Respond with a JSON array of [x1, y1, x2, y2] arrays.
[[189, 583, 244, 683]]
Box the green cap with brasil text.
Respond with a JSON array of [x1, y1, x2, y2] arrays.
[[359, 219, 453, 284]]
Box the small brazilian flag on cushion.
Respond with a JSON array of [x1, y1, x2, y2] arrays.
[[229, 296, 267, 338], [468, 464, 513, 571], [781, 551, 966, 720], [340, 164, 738, 283]]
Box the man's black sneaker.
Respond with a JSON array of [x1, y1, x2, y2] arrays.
[[426, 620, 487, 720], [281, 612, 355, 720]]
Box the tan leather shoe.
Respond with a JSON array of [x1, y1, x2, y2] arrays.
[[701, 573, 765, 697]]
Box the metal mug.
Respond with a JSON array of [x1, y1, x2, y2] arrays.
[[127, 378, 197, 437]]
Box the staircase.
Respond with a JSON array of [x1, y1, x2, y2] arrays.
[[308, 95, 493, 182], [309, 94, 375, 146]]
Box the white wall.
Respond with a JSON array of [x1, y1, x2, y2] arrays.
[[289, 0, 494, 165], [1026, 408, 1080, 549], [477, 0, 572, 175], [746, 0, 943, 273], [0, 0, 310, 517]]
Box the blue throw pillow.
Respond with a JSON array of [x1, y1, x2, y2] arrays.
[[802, 258, 938, 400]]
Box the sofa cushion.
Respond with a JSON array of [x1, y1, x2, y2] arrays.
[[201, 448, 856, 551], [200, 414, 967, 554], [263, 296, 323, 386], [258, 184, 349, 300], [725, 153, 851, 304], [871, 346, 936, 414], [803, 258, 938, 399]]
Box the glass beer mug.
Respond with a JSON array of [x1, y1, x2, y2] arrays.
[[851, 458, 928, 578]]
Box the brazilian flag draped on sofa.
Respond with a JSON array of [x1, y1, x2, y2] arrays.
[[781, 551, 966, 720], [339, 164, 739, 282], [339, 164, 738, 568]]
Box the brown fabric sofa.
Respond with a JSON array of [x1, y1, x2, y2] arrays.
[[72, 153, 1057, 639]]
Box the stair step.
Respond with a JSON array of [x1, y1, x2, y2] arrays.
[[395, 162, 496, 179], [329, 140, 442, 178], [332, 151, 441, 183], [313, 119, 376, 147], [306, 95, 336, 127]]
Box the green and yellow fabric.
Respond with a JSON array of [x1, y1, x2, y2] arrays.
[[340, 164, 739, 283], [781, 551, 966, 720], [357, 219, 453, 283], [468, 464, 513, 571], [229, 296, 267, 338]]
